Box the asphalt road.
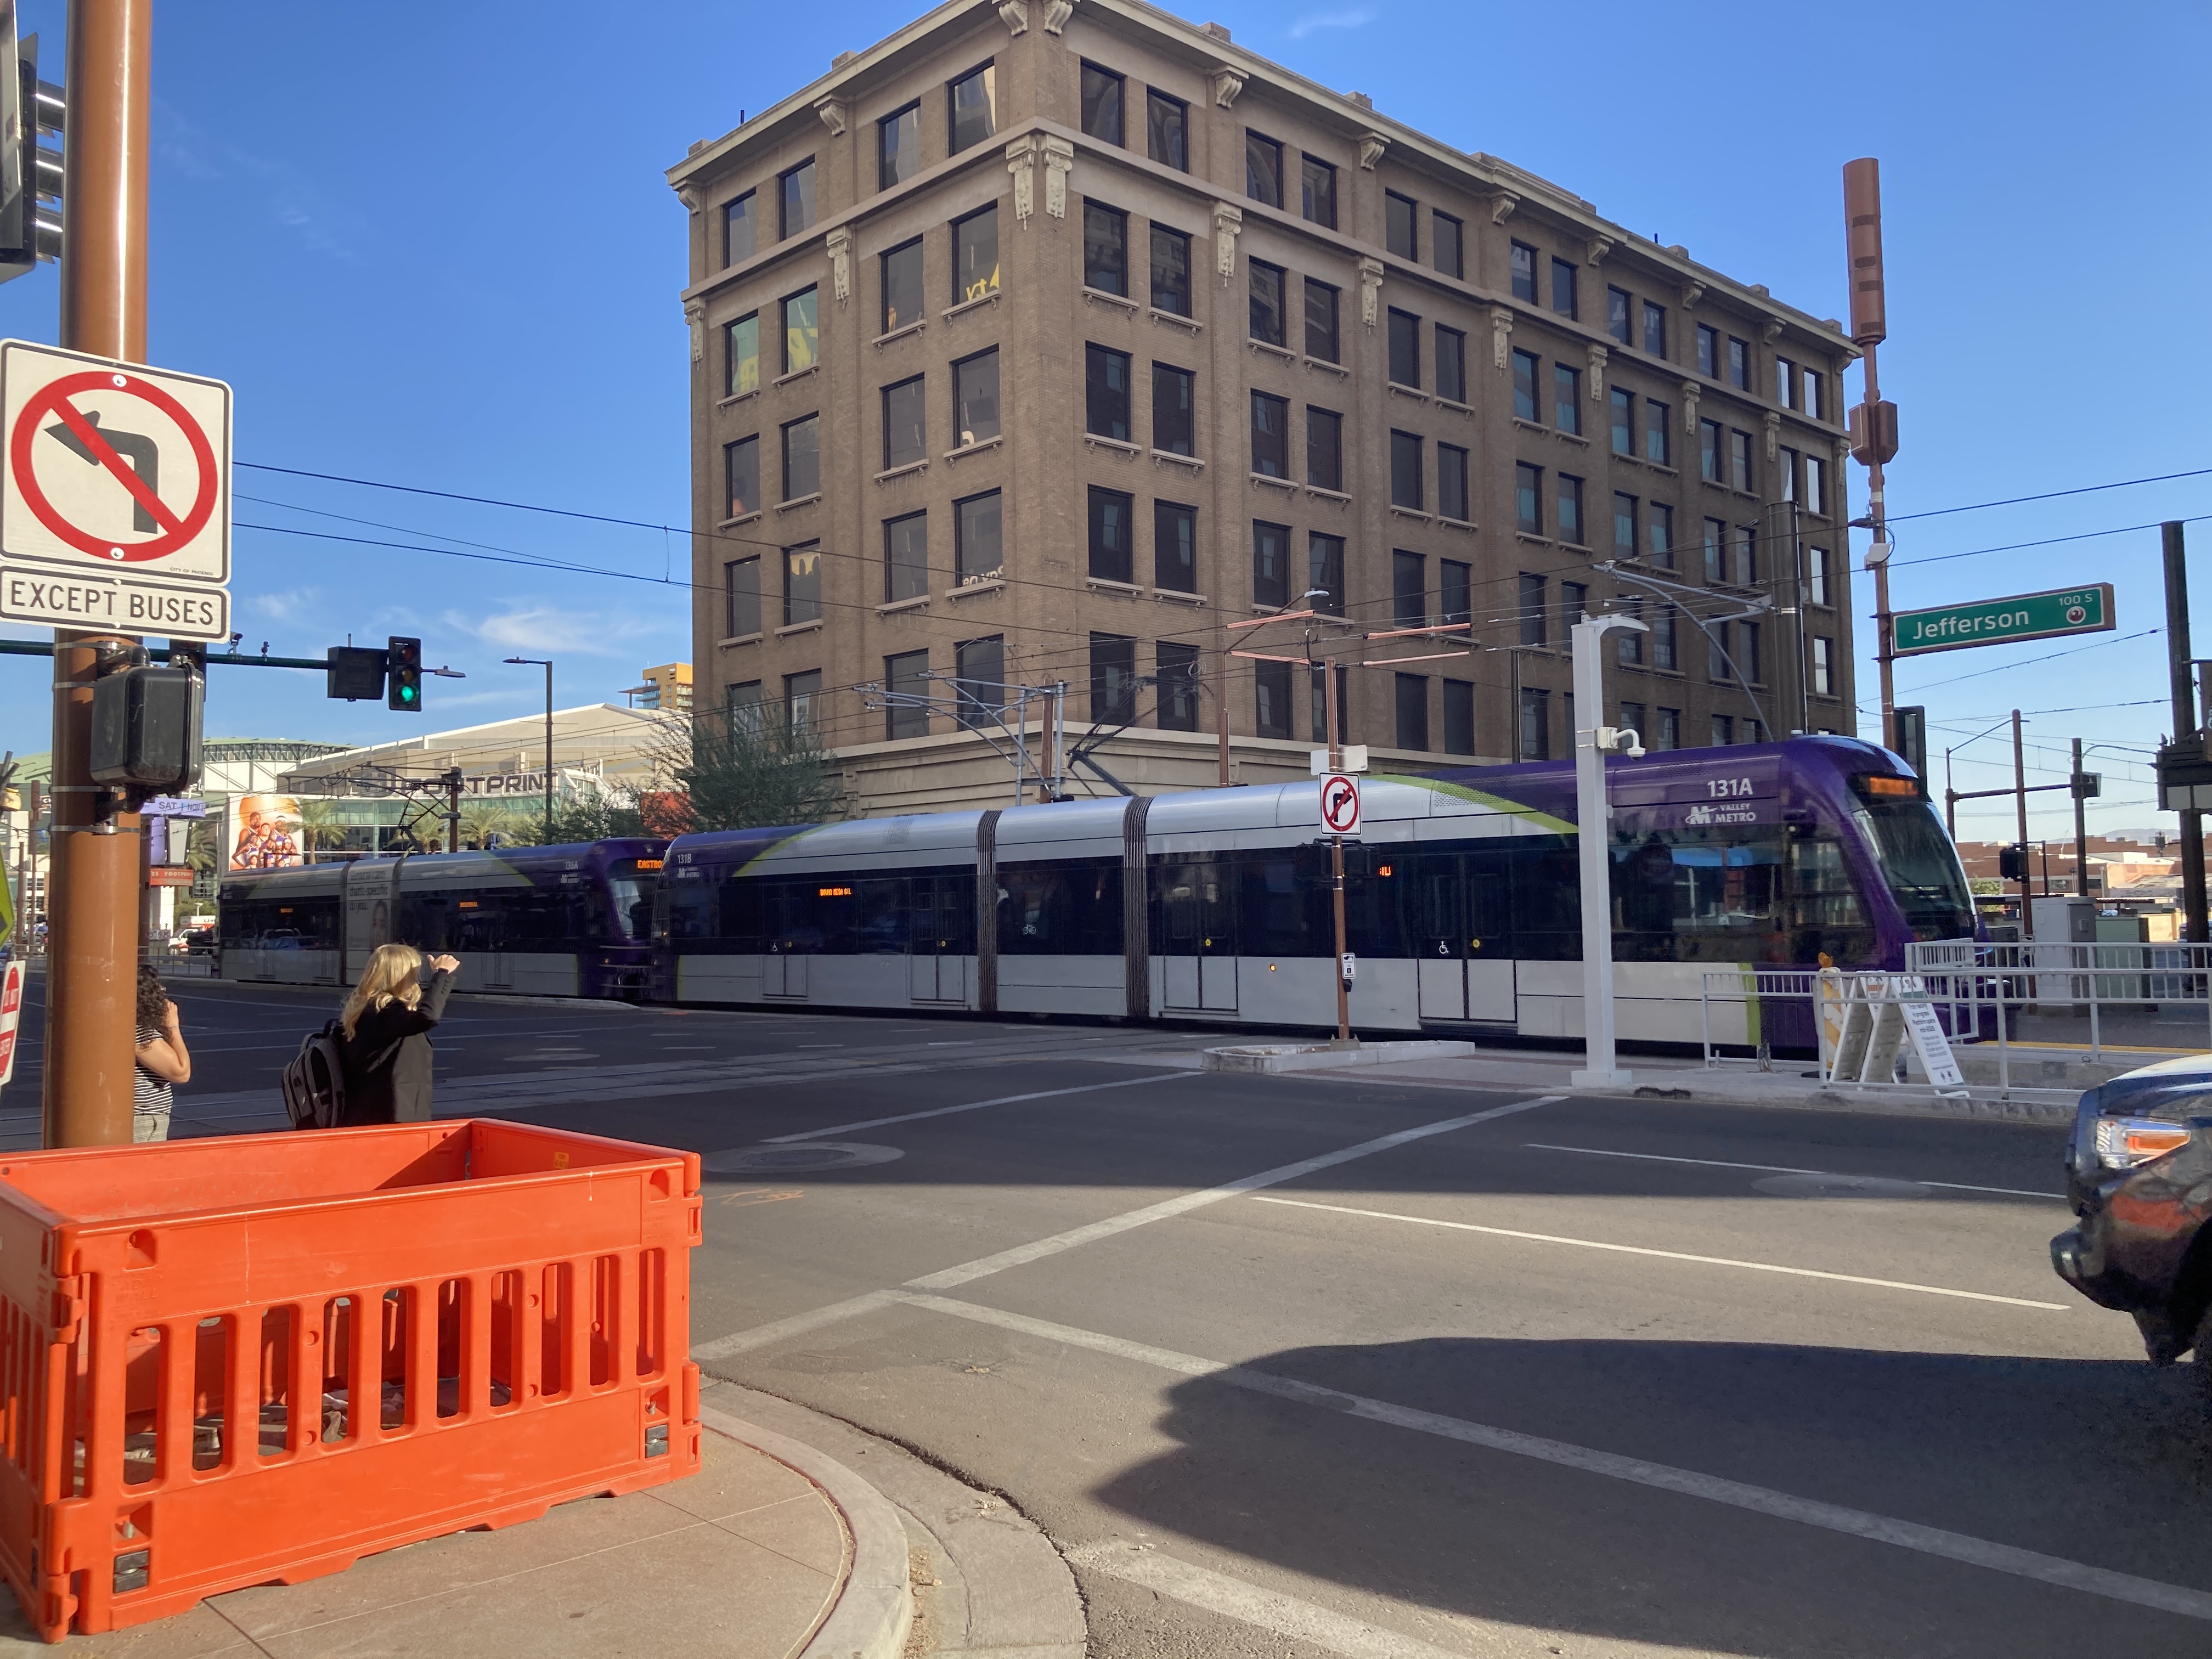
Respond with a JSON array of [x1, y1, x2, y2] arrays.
[[5, 974, 2208, 1658]]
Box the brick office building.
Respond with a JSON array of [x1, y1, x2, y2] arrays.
[[668, 0, 1859, 815]]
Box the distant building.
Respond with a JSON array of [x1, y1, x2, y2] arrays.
[[628, 662, 695, 712]]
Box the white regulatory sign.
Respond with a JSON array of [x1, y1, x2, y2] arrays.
[[1320, 772, 1361, 835], [0, 338, 233, 640]]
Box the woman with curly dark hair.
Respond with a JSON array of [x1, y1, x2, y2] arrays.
[[133, 964, 190, 1142]]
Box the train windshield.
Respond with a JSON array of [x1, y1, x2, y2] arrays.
[[605, 857, 663, 941], [1854, 799, 1974, 940]]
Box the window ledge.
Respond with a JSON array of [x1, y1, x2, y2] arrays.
[[1646, 461, 1679, 475], [1387, 382, 1428, 403], [946, 577, 1006, 601], [1440, 516, 1477, 533], [1302, 356, 1348, 377], [1150, 448, 1204, 471], [944, 434, 1003, 465], [878, 594, 931, 617], [1081, 285, 1139, 313], [1305, 485, 1351, 504], [1086, 577, 1144, 599], [717, 632, 763, 648], [874, 458, 930, 485], [1511, 416, 1548, 436], [715, 388, 761, 410], [772, 363, 820, 388], [1515, 531, 1555, 547], [1249, 471, 1296, 493], [872, 318, 927, 349], [943, 289, 1002, 323], [1553, 428, 1590, 447], [1726, 485, 1760, 500], [1149, 307, 1202, 334], [1247, 337, 1295, 362], [716, 510, 764, 530], [1153, 588, 1207, 606], [1084, 433, 1141, 459], [1389, 506, 1434, 523], [1434, 397, 1474, 417], [775, 619, 824, 638], [774, 492, 822, 514], [1559, 541, 1595, 554]]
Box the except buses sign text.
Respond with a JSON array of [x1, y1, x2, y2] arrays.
[[1889, 584, 2114, 658]]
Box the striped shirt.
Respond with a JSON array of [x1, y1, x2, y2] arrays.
[[133, 1021, 173, 1115]]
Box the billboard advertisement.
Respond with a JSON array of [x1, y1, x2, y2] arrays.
[[227, 794, 303, 871]]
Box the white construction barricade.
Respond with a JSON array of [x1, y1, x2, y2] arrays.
[[1699, 967, 1965, 1097]]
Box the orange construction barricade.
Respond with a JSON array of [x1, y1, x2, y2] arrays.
[[0, 1119, 703, 1641]]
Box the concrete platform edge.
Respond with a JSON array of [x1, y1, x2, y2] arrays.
[[1201, 1040, 1477, 1074]]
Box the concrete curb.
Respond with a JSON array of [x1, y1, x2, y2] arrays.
[[1202, 1039, 1477, 1074], [698, 1403, 915, 1659], [1607, 1078, 2079, 1124]]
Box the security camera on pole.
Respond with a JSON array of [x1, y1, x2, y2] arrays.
[[1569, 611, 1646, 1090]]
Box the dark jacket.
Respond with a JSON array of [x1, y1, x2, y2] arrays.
[[338, 968, 454, 1125]]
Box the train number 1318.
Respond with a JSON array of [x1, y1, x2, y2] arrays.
[[1706, 777, 1754, 798]]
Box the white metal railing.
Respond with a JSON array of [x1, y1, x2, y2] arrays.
[[1699, 967, 1968, 1096], [1905, 939, 2212, 1082], [1697, 968, 1819, 1072]]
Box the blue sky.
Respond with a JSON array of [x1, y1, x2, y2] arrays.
[[2, 1, 2207, 842]]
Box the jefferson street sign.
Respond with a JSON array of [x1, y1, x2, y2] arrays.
[[1890, 584, 2114, 658]]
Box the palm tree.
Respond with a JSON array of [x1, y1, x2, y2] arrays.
[[459, 804, 531, 849], [297, 799, 346, 860]]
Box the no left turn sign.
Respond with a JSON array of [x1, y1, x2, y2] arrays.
[[1320, 772, 1361, 835]]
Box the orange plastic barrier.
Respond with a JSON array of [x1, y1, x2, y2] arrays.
[[0, 1119, 703, 1641]]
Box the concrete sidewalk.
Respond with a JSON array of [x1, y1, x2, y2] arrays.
[[0, 1382, 1079, 1658]]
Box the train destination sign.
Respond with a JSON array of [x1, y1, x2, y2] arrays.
[[1890, 584, 2114, 658]]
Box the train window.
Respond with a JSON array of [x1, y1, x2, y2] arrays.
[[998, 860, 1121, 955], [859, 880, 909, 953]]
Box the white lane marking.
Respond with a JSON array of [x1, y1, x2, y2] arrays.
[[906, 1097, 1566, 1293], [907, 1295, 2212, 1623], [763, 1073, 1180, 1143], [692, 1290, 910, 1361], [1526, 1141, 2065, 1201], [1065, 1541, 1464, 1659], [1246, 1195, 2069, 1311]]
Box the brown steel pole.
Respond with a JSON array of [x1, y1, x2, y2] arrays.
[[1324, 662, 1350, 1042], [1844, 159, 1897, 753], [2012, 709, 2030, 939], [2163, 522, 2208, 944], [1214, 617, 1232, 788], [2072, 738, 2090, 900], [44, 0, 153, 1149]]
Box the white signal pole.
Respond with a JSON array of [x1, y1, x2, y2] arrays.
[[1569, 612, 1647, 1089]]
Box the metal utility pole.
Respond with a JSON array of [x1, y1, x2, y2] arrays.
[[504, 656, 554, 840], [1214, 620, 1232, 787], [2163, 522, 2207, 943], [2012, 709, 2031, 937], [2072, 738, 2090, 900], [1843, 159, 1900, 752], [1568, 612, 1646, 1088], [43, 0, 151, 1148], [1323, 662, 1350, 1042]]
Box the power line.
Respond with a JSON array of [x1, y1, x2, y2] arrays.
[[1883, 468, 2212, 523], [1893, 627, 2162, 693]]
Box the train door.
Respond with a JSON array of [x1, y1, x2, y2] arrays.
[[909, 875, 969, 1004], [1159, 857, 1238, 1013], [764, 884, 808, 997], [1414, 853, 1513, 1024]]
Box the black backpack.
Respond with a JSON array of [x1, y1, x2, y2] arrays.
[[280, 1020, 347, 1130]]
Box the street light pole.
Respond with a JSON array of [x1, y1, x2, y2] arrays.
[[1568, 613, 1647, 1090], [505, 657, 554, 842]]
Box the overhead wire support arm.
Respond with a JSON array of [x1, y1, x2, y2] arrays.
[[1594, 560, 1775, 738]]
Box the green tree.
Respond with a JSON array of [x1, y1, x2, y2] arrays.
[[663, 708, 843, 833], [297, 798, 346, 856]]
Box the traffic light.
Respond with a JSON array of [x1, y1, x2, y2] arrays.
[[89, 665, 204, 790], [1999, 843, 2029, 882], [327, 645, 387, 702], [386, 636, 422, 712], [1, 20, 64, 283]]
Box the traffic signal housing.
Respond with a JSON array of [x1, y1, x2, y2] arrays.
[[328, 645, 387, 702], [387, 636, 422, 712], [89, 665, 204, 790], [1999, 843, 2029, 882]]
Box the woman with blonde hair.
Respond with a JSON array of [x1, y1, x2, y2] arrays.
[[337, 942, 460, 1124]]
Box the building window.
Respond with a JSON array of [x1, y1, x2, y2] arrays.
[[1250, 260, 1287, 346], [1441, 558, 1471, 625], [1779, 444, 1800, 503], [1710, 714, 1734, 747], [885, 650, 930, 739], [782, 287, 819, 375], [1808, 545, 1831, 606], [1251, 391, 1289, 477], [1617, 702, 1646, 745], [1150, 223, 1193, 315], [1707, 618, 1731, 681], [1147, 89, 1187, 170], [779, 159, 815, 238], [785, 672, 822, 734], [882, 375, 926, 470], [1301, 154, 1336, 227], [1082, 201, 1128, 295], [1733, 523, 1758, 585], [783, 541, 821, 625], [1385, 190, 1417, 259], [1695, 324, 1718, 378], [1518, 573, 1547, 645], [726, 313, 760, 399], [727, 681, 765, 735], [1607, 286, 1632, 345], [1655, 707, 1679, 750], [1610, 386, 1633, 455], [1438, 443, 1469, 522], [956, 636, 1006, 715], [724, 555, 760, 637], [1805, 454, 1827, 516], [885, 512, 928, 602], [879, 103, 921, 190], [1387, 308, 1420, 387], [954, 348, 1001, 445], [1741, 620, 1762, 685], [1726, 335, 1749, 390], [1649, 503, 1674, 567], [1088, 486, 1135, 584], [1550, 257, 1577, 318], [1651, 607, 1678, 670], [881, 239, 924, 333], [1729, 429, 1752, 493], [1390, 431, 1423, 511], [1560, 579, 1587, 637], [724, 191, 757, 267], [1158, 640, 1201, 731], [1252, 520, 1290, 607], [1080, 61, 1124, 143], [1513, 349, 1540, 421], [1775, 355, 1797, 408], [1699, 419, 1721, 482], [1304, 278, 1340, 362], [1392, 550, 1426, 627], [1155, 500, 1198, 592], [1510, 240, 1536, 302], [1443, 679, 1474, 755], [1519, 687, 1549, 760], [1557, 475, 1584, 546], [1306, 407, 1342, 492], [1086, 343, 1132, 441], [1516, 463, 1543, 535], [953, 205, 1000, 303], [1703, 517, 1727, 584], [956, 489, 1003, 584], [1153, 362, 1195, 455], [1803, 368, 1825, 420], [1434, 212, 1464, 278], [1643, 300, 1666, 357], [1436, 325, 1466, 403], [1395, 674, 1430, 752], [1309, 533, 1345, 616], [724, 435, 760, 519], [1091, 633, 1137, 721], [1644, 399, 1671, 466], [781, 415, 820, 499], [1812, 635, 1836, 697], [1246, 131, 1284, 206], [1613, 492, 1638, 558], [1255, 659, 1293, 738], [949, 63, 997, 153], [1617, 601, 1643, 665], [1554, 363, 1582, 434]]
